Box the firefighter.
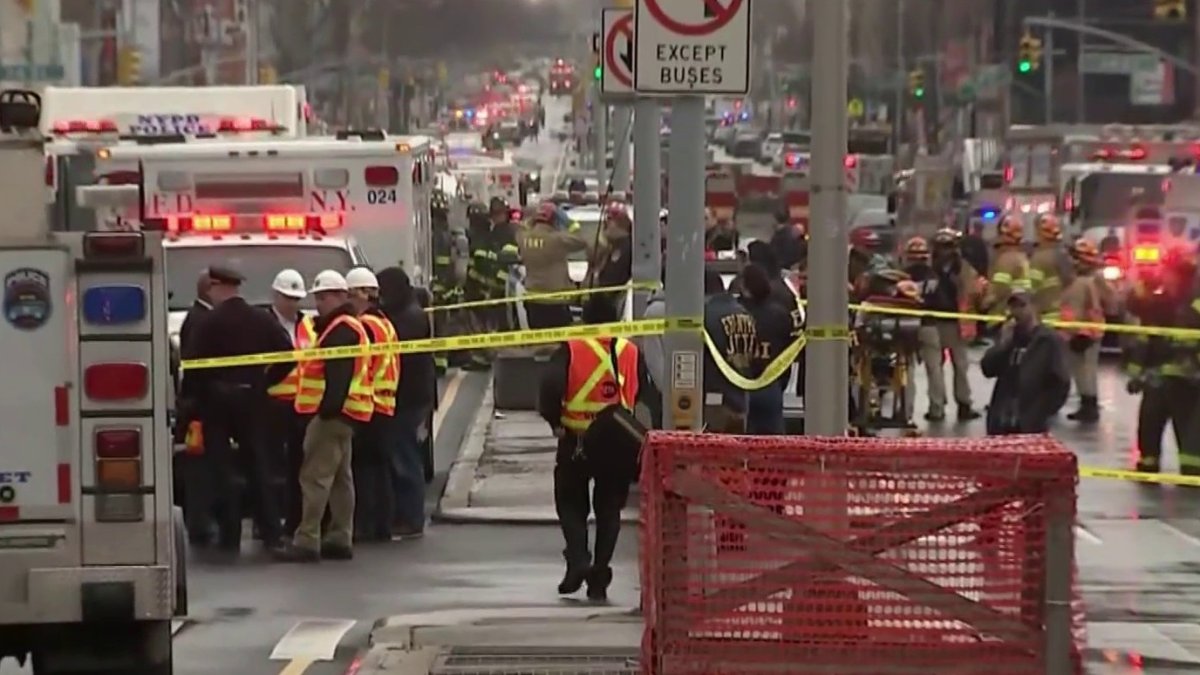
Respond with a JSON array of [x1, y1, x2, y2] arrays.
[[430, 189, 465, 375], [918, 229, 982, 421], [345, 267, 400, 542], [1124, 245, 1200, 474], [517, 200, 588, 329], [489, 195, 522, 322], [985, 215, 1032, 316], [1029, 214, 1075, 322], [464, 200, 497, 370], [1059, 239, 1106, 423]]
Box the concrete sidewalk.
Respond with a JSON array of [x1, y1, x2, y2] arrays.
[[434, 381, 640, 524]]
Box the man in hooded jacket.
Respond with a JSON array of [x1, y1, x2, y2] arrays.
[[981, 287, 1070, 434]]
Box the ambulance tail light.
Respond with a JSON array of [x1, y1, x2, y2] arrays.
[[216, 116, 280, 133], [498, 173, 514, 186], [51, 118, 118, 134], [364, 165, 399, 186], [784, 153, 800, 168], [82, 232, 145, 260], [93, 427, 144, 522], [844, 155, 858, 169], [1003, 165, 1014, 183], [264, 213, 344, 233]]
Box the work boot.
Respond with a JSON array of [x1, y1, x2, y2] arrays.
[[558, 550, 591, 595], [957, 404, 981, 421], [1067, 396, 1100, 423], [586, 566, 613, 602], [924, 408, 945, 422], [320, 543, 354, 561], [1136, 456, 1160, 474], [272, 543, 320, 564]]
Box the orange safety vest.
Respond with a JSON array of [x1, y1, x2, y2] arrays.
[[267, 314, 317, 400], [359, 312, 401, 416], [560, 337, 639, 433], [294, 315, 374, 422]]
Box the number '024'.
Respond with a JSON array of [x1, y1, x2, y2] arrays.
[[367, 189, 397, 205]]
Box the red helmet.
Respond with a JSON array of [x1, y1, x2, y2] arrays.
[[850, 227, 881, 250], [534, 200, 557, 224], [605, 201, 630, 221]]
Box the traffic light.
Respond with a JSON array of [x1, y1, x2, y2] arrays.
[[1018, 33, 1042, 73], [594, 64, 602, 81], [907, 69, 925, 100], [1155, 0, 1186, 20], [117, 46, 141, 85], [592, 30, 601, 80]]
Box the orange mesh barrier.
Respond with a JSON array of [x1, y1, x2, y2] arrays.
[[639, 432, 1085, 675]]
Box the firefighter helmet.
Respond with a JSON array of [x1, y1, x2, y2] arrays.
[[466, 200, 488, 220], [534, 200, 558, 224], [1036, 214, 1063, 242], [488, 196, 509, 214], [850, 227, 881, 251], [904, 236, 931, 261], [933, 227, 961, 246], [997, 215, 1024, 245], [431, 189, 449, 216], [1070, 238, 1100, 268]]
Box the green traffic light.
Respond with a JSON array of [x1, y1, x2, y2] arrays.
[[594, 66, 602, 80], [1018, 60, 1032, 73], [913, 87, 924, 98]]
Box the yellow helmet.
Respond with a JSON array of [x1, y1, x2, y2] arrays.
[[997, 215, 1024, 246], [933, 227, 961, 246], [904, 236, 931, 261], [1070, 238, 1100, 268], [1036, 214, 1063, 242]]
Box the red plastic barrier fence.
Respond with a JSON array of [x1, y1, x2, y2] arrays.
[[639, 432, 1085, 675]]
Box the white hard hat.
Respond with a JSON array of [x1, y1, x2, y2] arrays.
[[271, 268, 307, 299], [309, 269, 349, 294], [345, 266, 379, 290]]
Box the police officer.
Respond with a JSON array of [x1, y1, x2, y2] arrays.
[[264, 269, 316, 538], [985, 215, 1033, 315], [538, 296, 652, 601], [188, 265, 294, 552], [1124, 246, 1200, 474], [430, 189, 465, 375], [517, 200, 587, 329], [276, 270, 374, 563], [1059, 239, 1106, 423], [346, 267, 399, 542], [1029, 214, 1075, 322]]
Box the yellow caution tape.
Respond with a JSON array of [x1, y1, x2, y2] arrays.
[[807, 325, 853, 341], [1079, 465, 1200, 488], [702, 333, 807, 392], [427, 281, 660, 313], [180, 317, 702, 371]]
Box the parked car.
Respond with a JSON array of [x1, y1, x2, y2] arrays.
[[728, 129, 763, 159], [759, 130, 812, 165]]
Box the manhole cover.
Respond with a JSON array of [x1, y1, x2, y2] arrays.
[[431, 646, 639, 674]]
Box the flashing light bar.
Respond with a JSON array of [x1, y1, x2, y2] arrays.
[[51, 119, 119, 134], [150, 212, 344, 235], [216, 117, 279, 132], [785, 153, 801, 168], [1092, 146, 1149, 161], [1133, 245, 1160, 264], [265, 213, 344, 232]]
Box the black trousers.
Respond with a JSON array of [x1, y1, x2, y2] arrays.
[[554, 456, 630, 571], [200, 384, 282, 548], [267, 398, 308, 538], [1137, 379, 1200, 471], [525, 301, 573, 330], [353, 414, 395, 540]]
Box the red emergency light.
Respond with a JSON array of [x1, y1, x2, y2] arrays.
[[844, 155, 858, 169], [216, 116, 281, 133], [265, 213, 344, 233], [1092, 145, 1148, 161], [51, 118, 119, 134], [784, 153, 801, 168], [1133, 245, 1161, 264]]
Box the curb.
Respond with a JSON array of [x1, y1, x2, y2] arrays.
[[435, 507, 641, 526], [370, 606, 639, 648], [433, 380, 494, 516]]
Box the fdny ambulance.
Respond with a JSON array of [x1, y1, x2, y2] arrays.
[[445, 151, 524, 206], [42, 85, 311, 231], [0, 91, 182, 674], [98, 134, 435, 342]]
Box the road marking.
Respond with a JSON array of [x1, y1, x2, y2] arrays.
[[278, 659, 314, 675], [171, 619, 188, 635], [1075, 524, 1103, 545], [270, 618, 356, 661], [434, 370, 465, 437], [548, 140, 570, 196], [1155, 519, 1200, 547]]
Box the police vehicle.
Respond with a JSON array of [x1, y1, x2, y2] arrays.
[[0, 90, 183, 674]]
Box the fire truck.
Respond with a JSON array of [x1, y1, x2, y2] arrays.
[[42, 85, 312, 231]]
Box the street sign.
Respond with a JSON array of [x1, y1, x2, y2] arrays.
[[0, 63, 65, 82], [1130, 61, 1173, 106], [847, 97, 864, 119], [1080, 50, 1158, 76], [601, 8, 636, 101], [633, 0, 752, 95]]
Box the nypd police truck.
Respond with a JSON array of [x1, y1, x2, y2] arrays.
[[0, 90, 183, 674]]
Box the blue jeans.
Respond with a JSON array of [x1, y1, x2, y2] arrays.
[[390, 407, 427, 530], [747, 380, 786, 435]]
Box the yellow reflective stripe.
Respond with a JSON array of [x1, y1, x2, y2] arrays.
[[567, 221, 580, 233], [501, 244, 519, 254], [435, 255, 452, 264], [561, 417, 591, 431], [565, 339, 618, 410], [1012, 278, 1033, 290], [1028, 268, 1045, 281], [991, 272, 1012, 284], [1192, 299, 1200, 314], [1180, 454, 1200, 468]]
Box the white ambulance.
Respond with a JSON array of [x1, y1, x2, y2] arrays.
[[446, 152, 524, 206], [41, 85, 311, 229], [0, 91, 181, 674], [97, 134, 435, 339]]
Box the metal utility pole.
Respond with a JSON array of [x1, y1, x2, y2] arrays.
[[612, 106, 633, 192], [1044, 12, 1055, 124], [663, 96, 705, 432], [1076, 0, 1086, 122], [631, 98, 661, 317], [594, 100, 608, 186], [805, 0, 850, 435], [892, 0, 906, 153], [245, 0, 260, 84]]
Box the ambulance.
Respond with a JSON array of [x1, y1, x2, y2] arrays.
[[0, 90, 182, 674], [42, 85, 311, 229], [96, 133, 436, 341], [445, 152, 524, 206]]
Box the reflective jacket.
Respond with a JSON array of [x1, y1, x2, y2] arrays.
[[1124, 285, 1200, 380], [1029, 244, 1074, 319], [294, 312, 374, 422], [986, 247, 1031, 313], [1058, 273, 1104, 340], [360, 312, 400, 417], [267, 314, 317, 400], [559, 337, 639, 433]]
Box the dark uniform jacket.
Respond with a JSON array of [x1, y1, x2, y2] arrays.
[[187, 296, 293, 397], [981, 323, 1069, 434], [704, 292, 760, 413]]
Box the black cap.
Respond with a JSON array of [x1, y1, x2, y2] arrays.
[[207, 265, 244, 286]]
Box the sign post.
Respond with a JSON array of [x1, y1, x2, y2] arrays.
[[635, 0, 752, 431], [601, 8, 637, 192], [805, 0, 849, 436]]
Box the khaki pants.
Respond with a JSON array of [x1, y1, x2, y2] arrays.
[[1065, 342, 1099, 397], [293, 416, 355, 551], [918, 322, 972, 414]]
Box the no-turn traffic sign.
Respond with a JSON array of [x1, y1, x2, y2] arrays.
[[600, 8, 635, 100], [634, 0, 751, 95]]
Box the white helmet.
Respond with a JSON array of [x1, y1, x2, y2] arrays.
[[271, 268, 307, 299], [345, 266, 379, 290], [309, 269, 349, 293]]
